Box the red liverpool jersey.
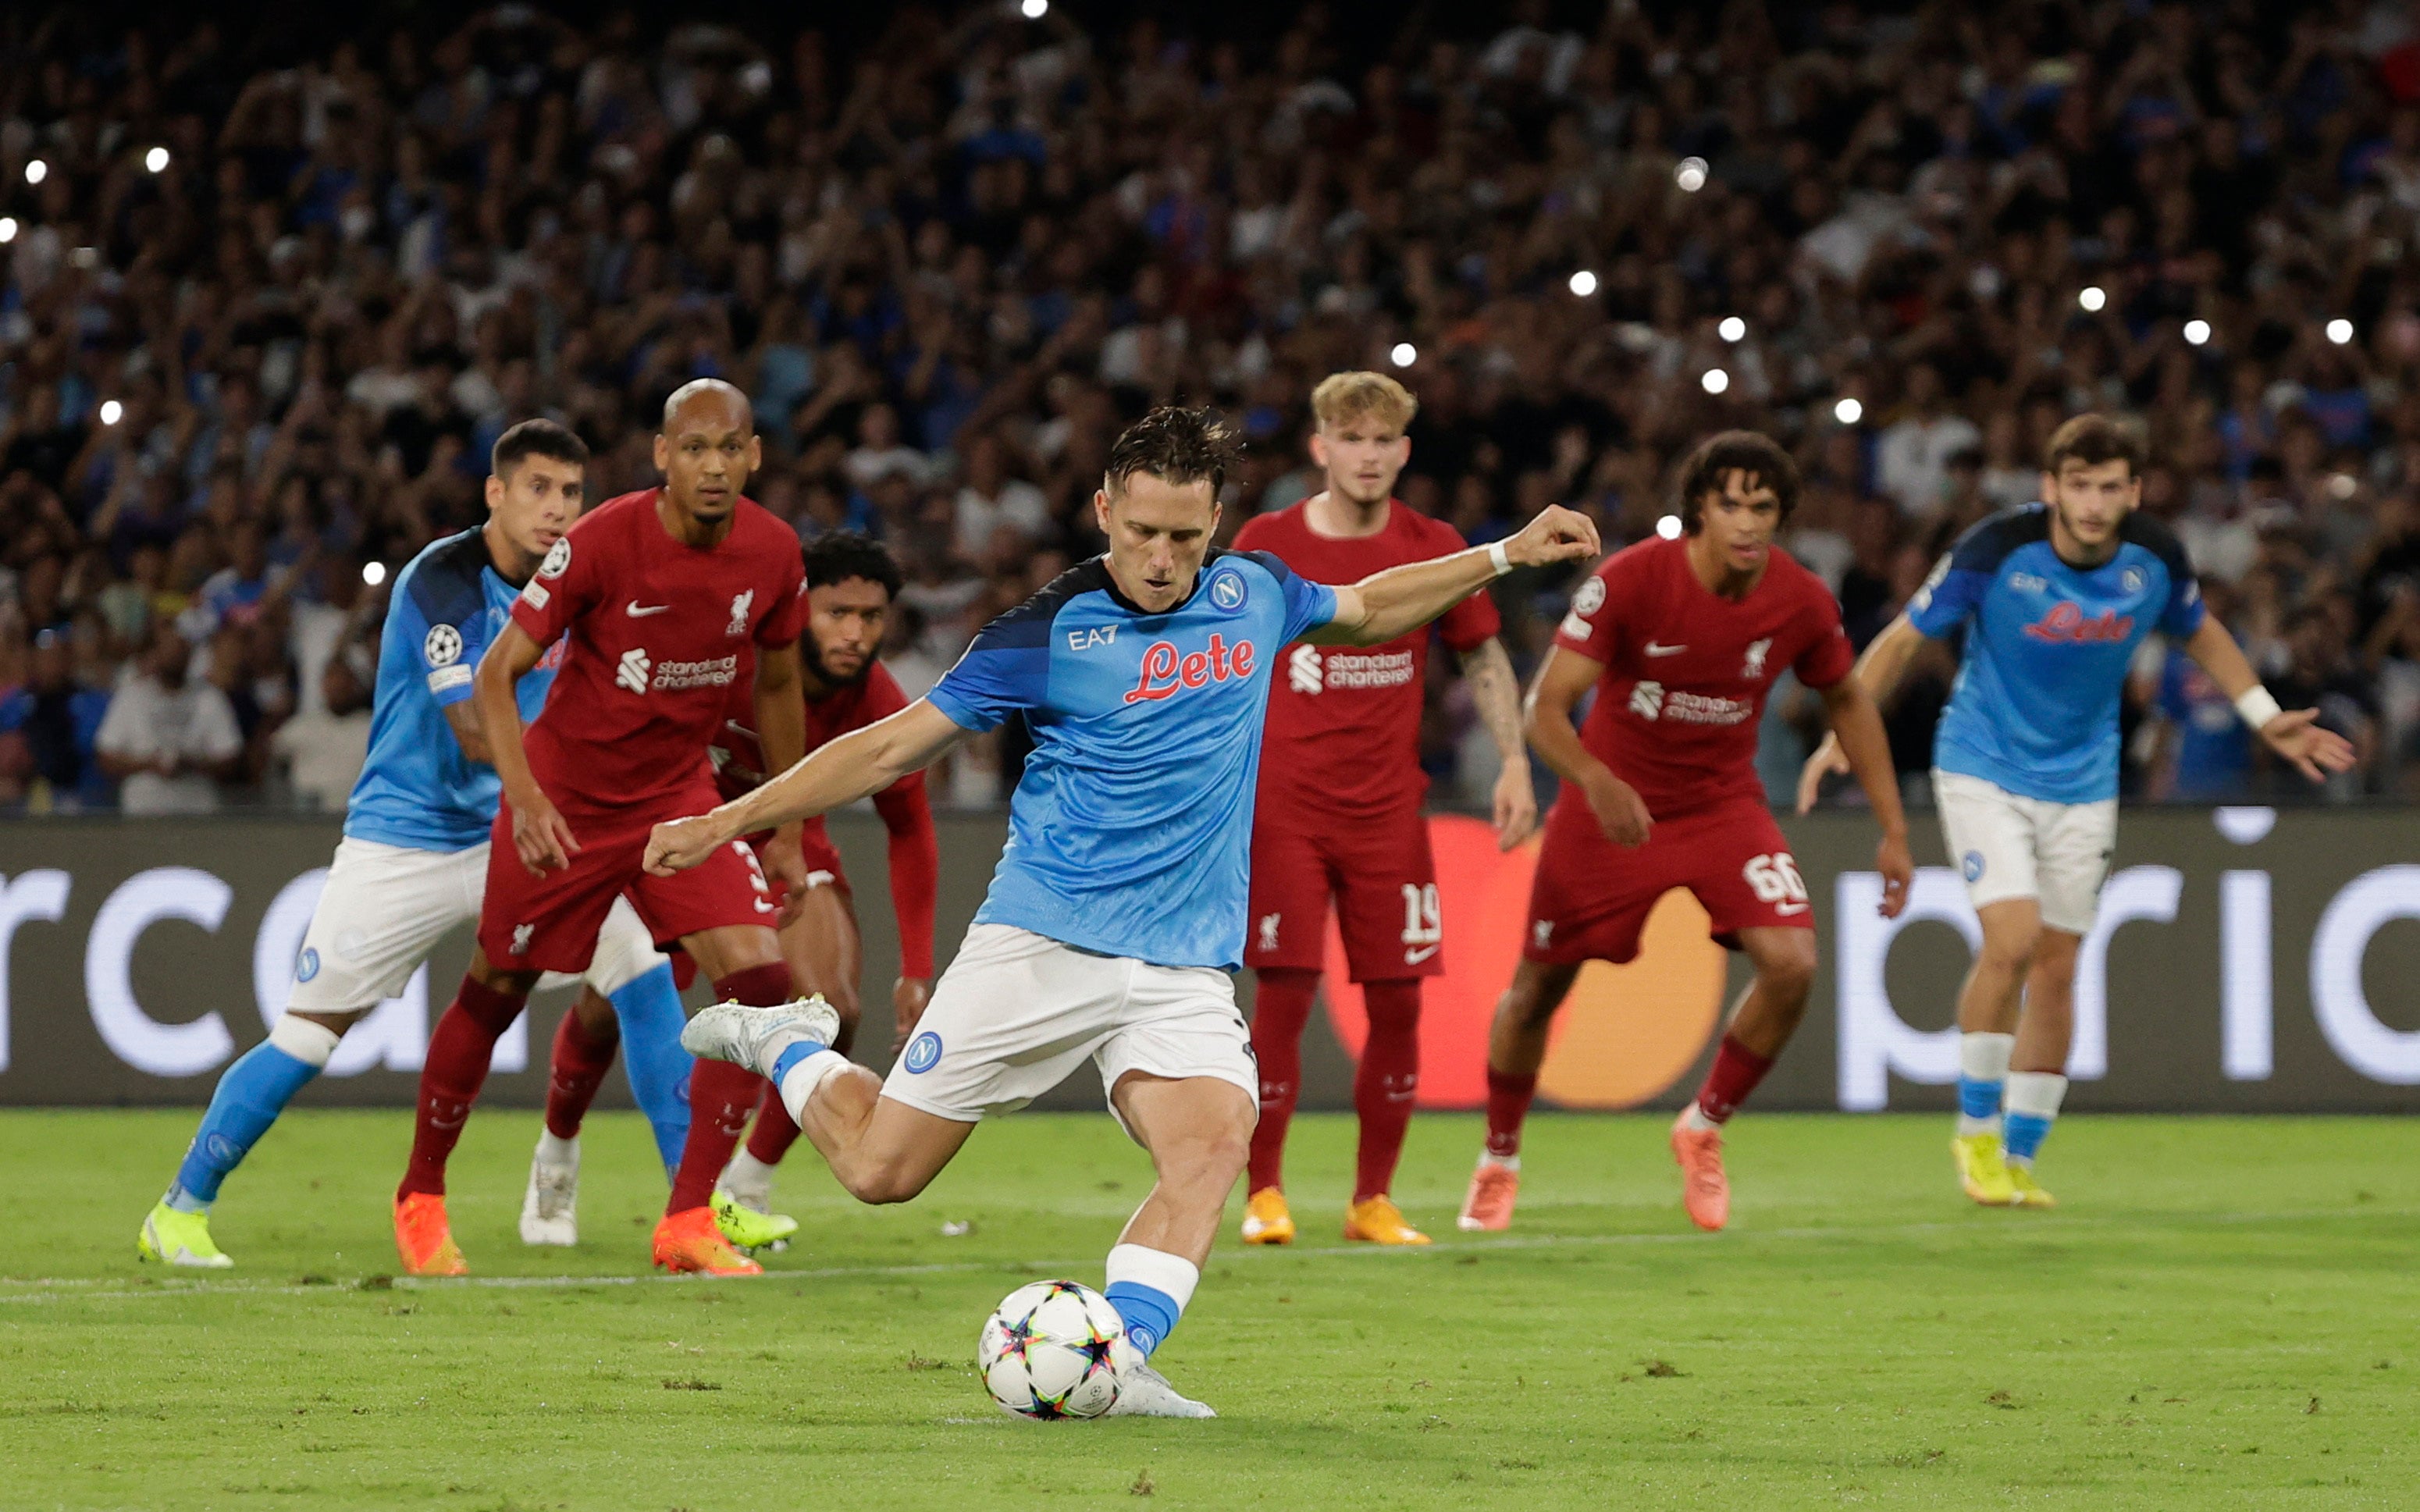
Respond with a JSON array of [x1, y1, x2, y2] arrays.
[[1235, 498, 1500, 817], [512, 489, 810, 815], [707, 658, 913, 799], [1554, 535, 1852, 817]]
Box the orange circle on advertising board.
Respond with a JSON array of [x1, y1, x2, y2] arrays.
[[1319, 815, 1729, 1108]]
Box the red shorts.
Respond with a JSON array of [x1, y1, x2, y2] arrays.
[[1244, 803, 1441, 982], [1524, 793, 1810, 966], [479, 782, 779, 973], [739, 818, 850, 913]]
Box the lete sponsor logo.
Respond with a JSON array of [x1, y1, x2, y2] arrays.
[[1123, 635, 1257, 704], [2023, 602, 2135, 643]]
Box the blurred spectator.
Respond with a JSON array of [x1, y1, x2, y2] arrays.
[[0, 624, 112, 808], [0, 2, 2416, 813], [271, 653, 374, 810], [93, 625, 243, 815]]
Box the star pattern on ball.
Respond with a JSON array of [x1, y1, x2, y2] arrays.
[[995, 1310, 1041, 1365], [1077, 1322, 1120, 1379]]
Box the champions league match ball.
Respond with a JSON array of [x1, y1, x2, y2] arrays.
[[979, 1280, 1137, 1420]]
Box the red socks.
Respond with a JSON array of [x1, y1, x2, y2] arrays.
[[543, 1005, 620, 1140], [1484, 1067, 1538, 1159], [745, 1083, 803, 1165], [1353, 980, 1420, 1200], [664, 964, 793, 1215], [1693, 1034, 1775, 1124], [1244, 969, 1318, 1193], [398, 976, 529, 1201]]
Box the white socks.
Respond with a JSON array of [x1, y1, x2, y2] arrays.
[[1956, 1031, 2015, 1137], [268, 1014, 341, 1067], [775, 1048, 852, 1124], [721, 1148, 775, 1205], [2005, 1071, 2069, 1121], [535, 1130, 578, 1169]]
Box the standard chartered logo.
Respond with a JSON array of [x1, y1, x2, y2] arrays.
[[616, 647, 653, 694], [1288, 644, 1323, 695]]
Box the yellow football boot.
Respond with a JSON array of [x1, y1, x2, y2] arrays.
[[1343, 1194, 1430, 1245], [1952, 1132, 2017, 1206]]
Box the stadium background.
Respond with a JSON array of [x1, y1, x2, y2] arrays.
[[2, 1, 2417, 1112]]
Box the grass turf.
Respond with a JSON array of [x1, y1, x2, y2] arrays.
[[2, 1109, 2414, 1510]]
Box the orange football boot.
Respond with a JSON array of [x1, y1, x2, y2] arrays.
[[1671, 1110, 1730, 1232], [393, 1192, 468, 1276], [1457, 1159, 1520, 1233], [653, 1205, 763, 1276]]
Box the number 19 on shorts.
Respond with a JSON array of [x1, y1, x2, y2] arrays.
[[1400, 883, 1441, 946]]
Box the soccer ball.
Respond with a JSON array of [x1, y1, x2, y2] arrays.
[[979, 1279, 1135, 1420]]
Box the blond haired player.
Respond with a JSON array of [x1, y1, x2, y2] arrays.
[[1230, 372, 1536, 1247]]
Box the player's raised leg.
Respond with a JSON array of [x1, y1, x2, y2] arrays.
[[1669, 926, 1817, 1233], [1461, 959, 1580, 1232], [715, 879, 862, 1241]]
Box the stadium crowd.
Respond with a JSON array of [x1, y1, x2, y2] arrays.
[[4, 0, 2420, 816]]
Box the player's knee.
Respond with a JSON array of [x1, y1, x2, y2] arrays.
[[844, 1158, 934, 1206], [1756, 937, 1818, 1004], [1978, 934, 2038, 979]]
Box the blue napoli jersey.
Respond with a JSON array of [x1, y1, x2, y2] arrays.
[[346, 528, 558, 851], [1909, 504, 2204, 802], [927, 550, 1337, 969]]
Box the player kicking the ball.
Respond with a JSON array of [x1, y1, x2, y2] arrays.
[[1231, 371, 1537, 1248], [137, 422, 693, 1268], [390, 379, 817, 1279], [1799, 414, 2354, 1208], [525, 531, 938, 1249], [652, 407, 1598, 1415], [1461, 432, 1913, 1236]]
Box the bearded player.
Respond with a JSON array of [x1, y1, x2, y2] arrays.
[[1230, 372, 1537, 1248], [654, 407, 1598, 1415], [521, 531, 938, 1247], [390, 379, 814, 1279], [1799, 414, 2354, 1208], [1461, 431, 1913, 1235]]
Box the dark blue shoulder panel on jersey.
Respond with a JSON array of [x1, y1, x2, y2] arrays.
[[406, 529, 493, 628], [1948, 504, 2051, 572]]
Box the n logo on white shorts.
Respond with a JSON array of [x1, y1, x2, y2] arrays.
[[903, 1032, 942, 1074]]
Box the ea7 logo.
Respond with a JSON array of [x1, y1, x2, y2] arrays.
[[616, 647, 653, 694], [1066, 624, 1117, 652], [1629, 679, 1664, 720]]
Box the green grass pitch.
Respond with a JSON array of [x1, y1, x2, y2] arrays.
[[3, 1108, 2415, 1510]]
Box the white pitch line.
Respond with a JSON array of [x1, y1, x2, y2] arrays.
[[5, 1203, 2411, 1307]]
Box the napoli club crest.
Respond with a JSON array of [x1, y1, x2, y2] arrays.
[[904, 1032, 943, 1074], [1963, 851, 1986, 883], [295, 947, 321, 983], [1208, 571, 1246, 611]]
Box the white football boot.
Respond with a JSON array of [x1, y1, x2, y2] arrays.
[[1105, 1359, 1217, 1419], [678, 996, 842, 1078], [518, 1138, 579, 1247]]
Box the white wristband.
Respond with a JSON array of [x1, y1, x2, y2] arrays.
[[2234, 685, 2282, 730], [1486, 540, 1513, 578]]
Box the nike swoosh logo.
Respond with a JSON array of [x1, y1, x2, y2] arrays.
[[1644, 642, 1687, 656], [1774, 902, 1809, 916], [1404, 945, 1440, 964], [626, 601, 671, 617]]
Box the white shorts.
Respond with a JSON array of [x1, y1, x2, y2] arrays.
[[1932, 770, 2118, 935], [287, 837, 663, 1015], [880, 924, 1258, 1135]]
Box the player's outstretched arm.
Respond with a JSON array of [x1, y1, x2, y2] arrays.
[[2181, 614, 2360, 782], [1308, 505, 1600, 647], [1817, 677, 1913, 918], [1796, 613, 1928, 813], [645, 699, 969, 876], [1525, 645, 1653, 847], [474, 621, 580, 874]]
